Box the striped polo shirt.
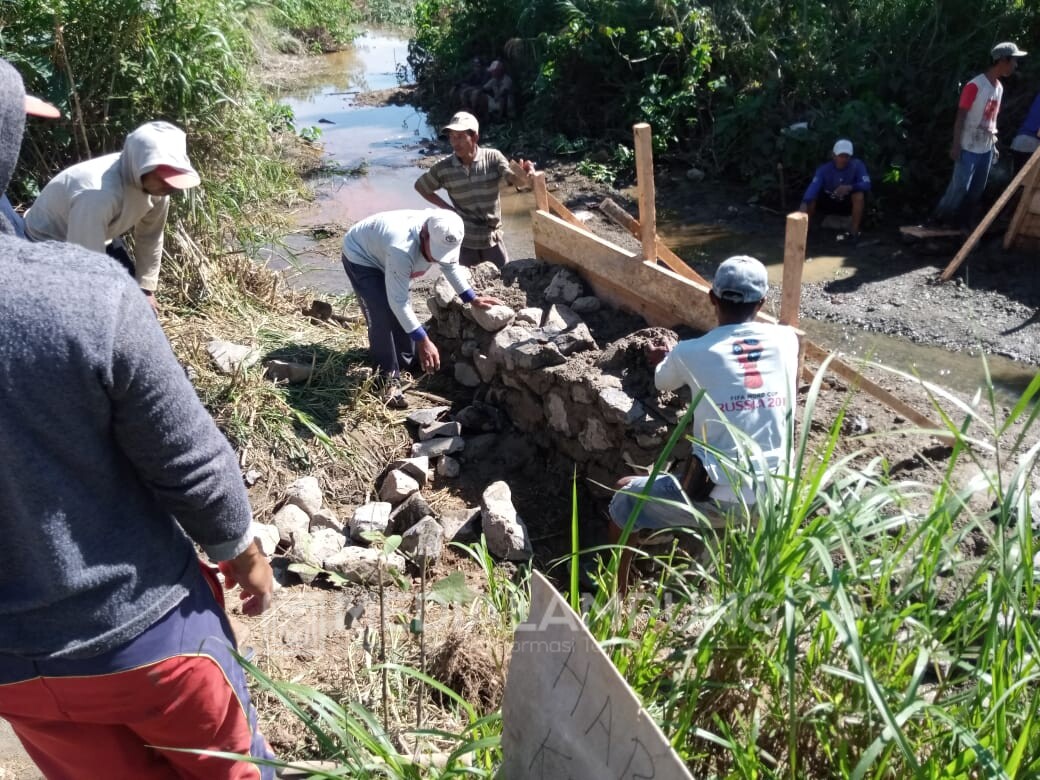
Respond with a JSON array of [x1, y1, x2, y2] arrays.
[[416, 147, 512, 249]]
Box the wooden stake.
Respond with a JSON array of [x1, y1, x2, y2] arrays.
[[633, 123, 657, 262], [531, 171, 549, 212], [1003, 147, 1040, 249], [940, 149, 1040, 280], [780, 212, 809, 327]]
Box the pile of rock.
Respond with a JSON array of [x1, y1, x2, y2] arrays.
[[426, 260, 690, 487]]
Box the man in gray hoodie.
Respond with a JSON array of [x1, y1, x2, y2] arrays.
[[0, 58, 275, 779], [25, 119, 201, 311]]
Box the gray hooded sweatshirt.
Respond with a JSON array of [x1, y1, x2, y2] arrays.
[[24, 120, 195, 291], [0, 60, 253, 660]]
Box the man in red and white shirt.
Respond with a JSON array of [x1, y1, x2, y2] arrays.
[[934, 42, 1026, 228]]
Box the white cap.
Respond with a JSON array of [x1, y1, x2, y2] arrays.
[[426, 210, 464, 265], [833, 139, 854, 157], [441, 111, 479, 135]]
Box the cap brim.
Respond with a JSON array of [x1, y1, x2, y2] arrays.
[[24, 95, 60, 118], [157, 170, 201, 189]]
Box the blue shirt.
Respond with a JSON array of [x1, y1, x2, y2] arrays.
[[0, 194, 25, 238], [802, 158, 871, 203], [1016, 93, 1040, 138]]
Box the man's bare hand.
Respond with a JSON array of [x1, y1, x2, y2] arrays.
[[471, 295, 503, 309], [950, 143, 960, 162], [219, 542, 273, 617], [143, 290, 159, 315], [418, 336, 441, 373], [645, 338, 673, 367]]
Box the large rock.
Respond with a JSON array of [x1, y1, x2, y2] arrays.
[[400, 517, 445, 567], [290, 527, 347, 568], [272, 504, 310, 547], [379, 469, 420, 504], [544, 391, 571, 435], [454, 361, 482, 387], [389, 492, 434, 535], [516, 307, 543, 326], [349, 502, 391, 542], [250, 521, 280, 557], [388, 456, 431, 486], [551, 322, 598, 356], [406, 406, 451, 427], [439, 507, 482, 544], [470, 304, 515, 332], [264, 360, 314, 384], [490, 327, 567, 372], [207, 340, 260, 374], [324, 546, 406, 585], [454, 403, 505, 433], [411, 437, 465, 458], [598, 386, 646, 425], [284, 476, 323, 516], [473, 352, 497, 384], [437, 455, 460, 478], [480, 481, 533, 561], [544, 269, 583, 304], [420, 421, 463, 441], [571, 296, 602, 314], [309, 507, 343, 533], [542, 304, 583, 333], [579, 418, 613, 452]]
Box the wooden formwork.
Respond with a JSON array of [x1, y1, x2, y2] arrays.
[[530, 122, 945, 434]]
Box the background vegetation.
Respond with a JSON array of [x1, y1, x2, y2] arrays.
[[410, 0, 1040, 213]]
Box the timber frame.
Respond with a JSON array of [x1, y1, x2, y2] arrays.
[[528, 122, 946, 435]]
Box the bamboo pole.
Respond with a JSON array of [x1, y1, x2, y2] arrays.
[[780, 212, 809, 327], [633, 123, 657, 262]]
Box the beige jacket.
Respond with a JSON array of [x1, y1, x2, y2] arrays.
[[25, 122, 192, 291]]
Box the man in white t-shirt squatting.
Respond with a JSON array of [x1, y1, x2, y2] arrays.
[[607, 255, 799, 594], [933, 41, 1026, 228]]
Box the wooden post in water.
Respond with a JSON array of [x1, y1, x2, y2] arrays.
[[780, 212, 808, 327], [633, 123, 657, 262]]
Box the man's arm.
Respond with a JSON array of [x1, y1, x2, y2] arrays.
[[132, 197, 170, 293], [108, 282, 272, 612], [799, 166, 825, 210], [414, 167, 455, 212]]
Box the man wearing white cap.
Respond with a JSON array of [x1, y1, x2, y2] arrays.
[[934, 41, 1027, 228], [606, 256, 799, 595], [799, 138, 871, 242], [0, 90, 60, 238], [25, 120, 201, 311], [341, 208, 503, 408], [415, 110, 534, 268]]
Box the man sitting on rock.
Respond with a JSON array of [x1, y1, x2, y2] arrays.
[[607, 256, 799, 595], [799, 138, 871, 243], [340, 208, 502, 409]]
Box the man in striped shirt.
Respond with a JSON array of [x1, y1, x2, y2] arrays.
[[415, 111, 534, 268]]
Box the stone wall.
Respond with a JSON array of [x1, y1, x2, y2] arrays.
[[426, 260, 692, 488]]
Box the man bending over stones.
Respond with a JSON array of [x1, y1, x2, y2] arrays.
[[607, 256, 799, 595], [341, 208, 502, 409]]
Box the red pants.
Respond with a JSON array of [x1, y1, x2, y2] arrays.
[[0, 567, 273, 779]]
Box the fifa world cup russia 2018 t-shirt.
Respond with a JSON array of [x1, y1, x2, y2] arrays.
[[654, 321, 800, 502]]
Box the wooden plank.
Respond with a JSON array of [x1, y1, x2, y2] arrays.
[[900, 225, 962, 240], [547, 192, 593, 232], [532, 211, 717, 331], [633, 123, 657, 262], [780, 212, 808, 327], [1003, 148, 1040, 249], [942, 148, 1040, 280], [598, 197, 708, 284], [533, 211, 943, 437], [531, 171, 549, 213], [802, 342, 946, 435]]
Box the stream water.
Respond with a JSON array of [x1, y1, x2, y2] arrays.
[[270, 30, 1036, 406]]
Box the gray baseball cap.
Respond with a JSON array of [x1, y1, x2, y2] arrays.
[[712, 255, 769, 303], [991, 42, 1027, 60]]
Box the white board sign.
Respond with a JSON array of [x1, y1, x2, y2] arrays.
[[500, 571, 693, 780]]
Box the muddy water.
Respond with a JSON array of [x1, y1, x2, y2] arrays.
[[273, 31, 1033, 405]]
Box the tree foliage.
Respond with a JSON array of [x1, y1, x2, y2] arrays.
[[411, 0, 1040, 206]]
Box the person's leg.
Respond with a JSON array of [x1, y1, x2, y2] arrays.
[[342, 255, 401, 378], [850, 192, 865, 235], [963, 149, 993, 224], [0, 581, 273, 780], [462, 243, 509, 269], [459, 246, 481, 268], [934, 151, 974, 224]]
